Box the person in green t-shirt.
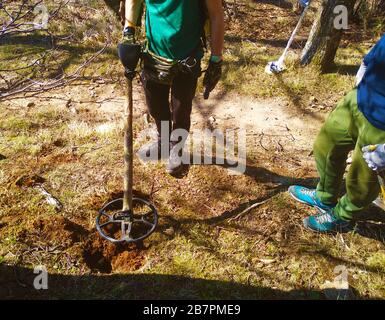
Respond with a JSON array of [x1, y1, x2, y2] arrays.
[[120, 0, 224, 176]]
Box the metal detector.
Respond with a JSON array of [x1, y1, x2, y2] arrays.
[[96, 43, 158, 244], [265, 3, 310, 74]]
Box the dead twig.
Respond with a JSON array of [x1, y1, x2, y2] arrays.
[[228, 199, 270, 222], [277, 140, 284, 152], [0, 43, 108, 101], [259, 131, 269, 151]]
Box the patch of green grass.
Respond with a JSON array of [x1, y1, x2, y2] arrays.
[[35, 107, 61, 123], [1, 135, 39, 155], [172, 248, 204, 276], [0, 43, 48, 68], [266, 242, 279, 256], [270, 193, 292, 210], [3, 234, 18, 246], [367, 252, 385, 272], [0, 117, 35, 131]]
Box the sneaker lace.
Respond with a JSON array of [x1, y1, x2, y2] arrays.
[[316, 212, 334, 224], [301, 188, 315, 197]]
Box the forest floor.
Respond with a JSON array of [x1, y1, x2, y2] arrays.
[[1, 0, 385, 299]]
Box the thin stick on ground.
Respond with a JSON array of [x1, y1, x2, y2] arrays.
[[0, 44, 108, 101], [228, 198, 270, 222]]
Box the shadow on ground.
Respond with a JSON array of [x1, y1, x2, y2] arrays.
[[253, 0, 293, 9], [324, 64, 361, 77], [0, 264, 356, 300]]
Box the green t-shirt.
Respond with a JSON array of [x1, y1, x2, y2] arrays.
[[145, 0, 205, 60]]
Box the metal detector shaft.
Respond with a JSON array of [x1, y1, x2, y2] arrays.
[[378, 171, 385, 200], [123, 78, 133, 212], [373, 171, 385, 211], [277, 5, 309, 65]]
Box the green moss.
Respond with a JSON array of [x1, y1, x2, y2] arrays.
[[0, 117, 34, 131], [1, 135, 37, 154], [367, 252, 385, 272]]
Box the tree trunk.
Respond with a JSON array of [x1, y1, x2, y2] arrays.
[[103, 0, 125, 24], [103, 0, 121, 16], [301, 0, 357, 72]]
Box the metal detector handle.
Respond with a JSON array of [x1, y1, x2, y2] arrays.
[[123, 78, 134, 212]]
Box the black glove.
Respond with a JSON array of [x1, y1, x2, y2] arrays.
[[203, 59, 223, 99], [118, 27, 141, 79]]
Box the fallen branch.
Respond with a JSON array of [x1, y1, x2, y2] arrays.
[[228, 198, 270, 222], [0, 43, 108, 101], [0, 0, 44, 38], [259, 131, 269, 151]]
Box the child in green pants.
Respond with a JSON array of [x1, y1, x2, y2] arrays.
[[289, 34, 385, 233]]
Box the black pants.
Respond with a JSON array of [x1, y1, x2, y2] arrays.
[[140, 64, 201, 139]]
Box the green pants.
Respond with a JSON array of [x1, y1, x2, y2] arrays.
[[314, 89, 385, 221]]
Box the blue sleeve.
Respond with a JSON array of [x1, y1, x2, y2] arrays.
[[364, 34, 385, 66]]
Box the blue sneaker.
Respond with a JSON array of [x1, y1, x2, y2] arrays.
[[288, 186, 335, 212], [303, 209, 353, 233]]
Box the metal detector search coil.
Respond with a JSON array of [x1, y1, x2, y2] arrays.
[[96, 198, 158, 244]]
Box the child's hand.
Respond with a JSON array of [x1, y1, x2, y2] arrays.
[[362, 144, 385, 172]]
